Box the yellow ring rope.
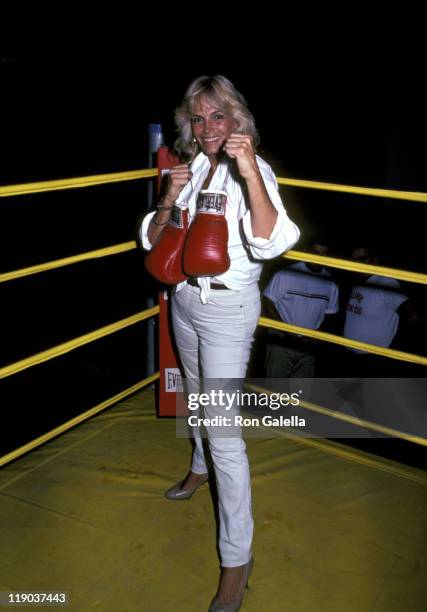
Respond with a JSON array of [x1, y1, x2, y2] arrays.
[[0, 372, 160, 468], [0, 309, 424, 384], [0, 242, 137, 284], [249, 408, 427, 485], [1, 168, 425, 467], [0, 169, 158, 198], [299, 398, 427, 446], [258, 317, 427, 366], [277, 177, 427, 202], [2, 244, 427, 288], [246, 384, 427, 447], [1, 169, 425, 202], [273, 431, 427, 484], [285, 250, 427, 285], [0, 307, 159, 380]]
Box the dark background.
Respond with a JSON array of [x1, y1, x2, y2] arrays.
[[3, 51, 426, 264], [1, 49, 426, 466]]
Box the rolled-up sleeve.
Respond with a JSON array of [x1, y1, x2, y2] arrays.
[[241, 164, 300, 260], [139, 211, 156, 251]]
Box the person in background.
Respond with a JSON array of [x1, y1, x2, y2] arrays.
[[262, 241, 339, 379], [342, 246, 420, 377]]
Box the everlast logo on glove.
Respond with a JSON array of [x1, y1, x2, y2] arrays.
[[196, 191, 227, 215], [183, 190, 230, 277], [144, 203, 189, 285]]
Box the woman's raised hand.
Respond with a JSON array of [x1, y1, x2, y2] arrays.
[[164, 164, 193, 204], [223, 134, 259, 181]]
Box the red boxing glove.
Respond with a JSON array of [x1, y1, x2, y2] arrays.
[[183, 190, 230, 277], [144, 204, 189, 284]]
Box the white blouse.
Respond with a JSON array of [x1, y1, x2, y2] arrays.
[[140, 152, 300, 303]]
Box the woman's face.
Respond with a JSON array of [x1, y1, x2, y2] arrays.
[[191, 96, 238, 160]]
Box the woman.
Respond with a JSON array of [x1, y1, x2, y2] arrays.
[[141, 75, 300, 611]]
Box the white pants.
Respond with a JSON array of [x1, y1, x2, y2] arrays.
[[171, 282, 261, 567]]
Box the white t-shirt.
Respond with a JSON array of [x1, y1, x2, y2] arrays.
[[344, 275, 408, 353], [140, 152, 300, 303], [263, 261, 339, 330]]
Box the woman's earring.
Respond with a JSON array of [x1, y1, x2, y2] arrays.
[[192, 138, 197, 143]]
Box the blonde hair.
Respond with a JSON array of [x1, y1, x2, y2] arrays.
[[174, 75, 260, 161]]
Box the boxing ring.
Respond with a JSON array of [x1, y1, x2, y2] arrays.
[[1, 167, 426, 610]]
